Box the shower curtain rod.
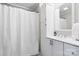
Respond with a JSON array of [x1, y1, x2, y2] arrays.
[[1, 3, 38, 13]]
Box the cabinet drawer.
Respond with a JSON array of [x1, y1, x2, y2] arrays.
[[64, 43, 79, 56]]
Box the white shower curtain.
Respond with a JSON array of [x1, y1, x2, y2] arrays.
[[20, 9, 39, 56], [20, 9, 32, 56], [3, 5, 11, 56], [0, 4, 4, 56], [10, 6, 21, 56], [0, 4, 39, 56], [29, 12, 39, 55]]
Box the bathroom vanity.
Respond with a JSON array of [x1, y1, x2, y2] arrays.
[[43, 3, 79, 56], [47, 36, 79, 56]]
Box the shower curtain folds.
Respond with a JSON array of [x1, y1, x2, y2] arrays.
[[0, 4, 39, 56]]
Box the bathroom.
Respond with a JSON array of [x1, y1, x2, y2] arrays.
[[0, 3, 79, 56]]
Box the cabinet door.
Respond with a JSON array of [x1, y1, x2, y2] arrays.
[[51, 39, 63, 56], [64, 43, 79, 56], [41, 38, 53, 56]]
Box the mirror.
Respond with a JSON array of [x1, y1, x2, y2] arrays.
[[55, 3, 72, 31]]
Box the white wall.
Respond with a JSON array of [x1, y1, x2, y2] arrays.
[[40, 4, 46, 55], [46, 4, 55, 37], [40, 4, 52, 56], [74, 3, 79, 23]]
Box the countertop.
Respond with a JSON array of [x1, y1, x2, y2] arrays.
[[47, 36, 79, 47]]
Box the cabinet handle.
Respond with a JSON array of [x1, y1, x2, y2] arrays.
[[72, 52, 74, 55], [50, 39, 53, 45]]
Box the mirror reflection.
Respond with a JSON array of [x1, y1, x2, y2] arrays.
[[60, 3, 72, 29]]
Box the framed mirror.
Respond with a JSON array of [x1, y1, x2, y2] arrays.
[[54, 3, 72, 31]]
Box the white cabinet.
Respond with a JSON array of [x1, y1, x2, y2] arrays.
[[43, 38, 53, 56], [64, 43, 79, 56], [43, 38, 79, 56], [50, 39, 63, 56], [50, 39, 79, 56]]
